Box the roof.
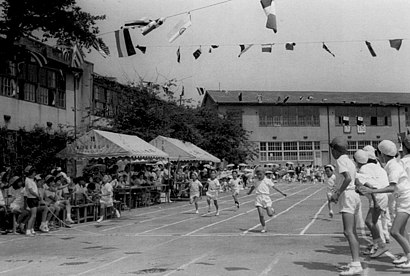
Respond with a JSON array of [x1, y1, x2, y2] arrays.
[[149, 136, 221, 163], [57, 130, 168, 160], [203, 90, 410, 106]]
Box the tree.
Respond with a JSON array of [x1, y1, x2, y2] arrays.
[[0, 0, 106, 49]]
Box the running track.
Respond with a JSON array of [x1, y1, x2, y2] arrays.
[[0, 182, 408, 275]]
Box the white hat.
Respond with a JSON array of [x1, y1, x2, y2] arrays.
[[378, 140, 397, 157], [324, 165, 335, 171], [363, 145, 376, 160], [265, 170, 273, 174], [354, 150, 369, 164]]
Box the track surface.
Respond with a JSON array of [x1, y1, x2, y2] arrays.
[[0, 182, 408, 275]]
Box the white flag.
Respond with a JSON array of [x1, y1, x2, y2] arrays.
[[168, 14, 192, 43]]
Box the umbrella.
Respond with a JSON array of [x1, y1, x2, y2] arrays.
[[227, 164, 235, 167], [239, 163, 248, 167]]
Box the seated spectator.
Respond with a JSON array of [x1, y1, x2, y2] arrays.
[[72, 177, 91, 205], [86, 181, 100, 202], [135, 173, 146, 187], [0, 184, 8, 234], [97, 175, 120, 223], [118, 174, 127, 187], [45, 177, 74, 225], [8, 176, 30, 234], [36, 175, 53, 232]]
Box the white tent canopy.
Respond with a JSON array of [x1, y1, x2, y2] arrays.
[[149, 136, 221, 163], [57, 130, 169, 160]]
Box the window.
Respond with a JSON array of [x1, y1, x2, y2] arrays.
[[259, 141, 321, 162], [37, 86, 48, 105], [0, 76, 14, 96], [259, 106, 320, 127], [346, 140, 381, 158], [335, 106, 391, 127], [226, 109, 243, 127], [24, 83, 36, 102], [406, 107, 410, 127]]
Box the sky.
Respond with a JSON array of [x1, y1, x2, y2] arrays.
[[77, 0, 410, 102]]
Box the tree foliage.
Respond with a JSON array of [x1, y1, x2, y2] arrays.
[[0, 0, 106, 48], [107, 82, 257, 164]]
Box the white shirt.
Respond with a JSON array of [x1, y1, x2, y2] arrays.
[[229, 178, 241, 191], [385, 157, 410, 197], [25, 177, 38, 199], [356, 163, 389, 189], [254, 178, 274, 196], [325, 174, 336, 190], [401, 155, 410, 179], [335, 154, 357, 191]]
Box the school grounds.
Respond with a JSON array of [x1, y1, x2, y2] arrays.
[[1, 182, 409, 276]]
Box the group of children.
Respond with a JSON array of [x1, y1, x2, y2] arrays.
[[324, 136, 410, 275]]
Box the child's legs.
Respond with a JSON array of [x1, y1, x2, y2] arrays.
[[207, 197, 211, 206], [214, 200, 218, 210], [326, 193, 332, 211], [266, 206, 274, 217], [257, 207, 265, 227], [27, 207, 37, 230], [365, 208, 381, 241], [342, 212, 360, 262], [390, 212, 410, 254], [38, 206, 48, 222]]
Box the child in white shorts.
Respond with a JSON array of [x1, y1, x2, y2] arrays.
[[324, 165, 336, 218], [188, 172, 203, 214], [229, 171, 241, 208], [206, 170, 221, 216]]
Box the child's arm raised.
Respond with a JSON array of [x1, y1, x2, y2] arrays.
[[247, 186, 255, 195]]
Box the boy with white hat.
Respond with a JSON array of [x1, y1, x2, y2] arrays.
[[360, 140, 410, 268], [324, 164, 336, 218]]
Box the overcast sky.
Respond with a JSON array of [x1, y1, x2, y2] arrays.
[[78, 0, 410, 102]]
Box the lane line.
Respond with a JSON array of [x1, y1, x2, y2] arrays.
[[162, 253, 209, 276], [243, 187, 324, 235], [299, 200, 328, 235], [70, 256, 128, 276], [0, 263, 32, 274], [258, 256, 280, 276]]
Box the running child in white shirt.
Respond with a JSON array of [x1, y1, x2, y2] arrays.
[[360, 140, 410, 268], [247, 167, 275, 233], [228, 171, 241, 208], [329, 137, 363, 275], [206, 170, 221, 216], [189, 172, 203, 214], [324, 165, 337, 218]]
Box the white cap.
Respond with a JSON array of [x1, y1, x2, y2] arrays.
[[324, 165, 335, 171], [354, 149, 369, 164], [378, 140, 397, 157], [363, 145, 376, 160]]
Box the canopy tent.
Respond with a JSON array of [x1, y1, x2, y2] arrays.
[[57, 130, 169, 160], [149, 136, 221, 163]]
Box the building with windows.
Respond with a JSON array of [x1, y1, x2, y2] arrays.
[[202, 91, 410, 165]]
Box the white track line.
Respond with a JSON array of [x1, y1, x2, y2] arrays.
[[243, 187, 324, 235], [299, 200, 328, 235], [163, 253, 209, 276], [258, 256, 280, 276], [71, 256, 127, 276], [0, 263, 32, 274]]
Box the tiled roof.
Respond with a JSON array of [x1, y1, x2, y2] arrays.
[[204, 90, 410, 106]]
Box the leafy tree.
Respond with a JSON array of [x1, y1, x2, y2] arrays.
[[0, 0, 106, 49]]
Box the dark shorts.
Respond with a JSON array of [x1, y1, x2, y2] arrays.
[[26, 198, 39, 209]]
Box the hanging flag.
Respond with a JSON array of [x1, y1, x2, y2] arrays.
[[28, 50, 48, 67], [177, 47, 181, 63], [257, 94, 262, 103], [285, 43, 296, 51], [92, 39, 110, 58], [181, 86, 185, 97], [260, 0, 277, 33], [136, 45, 147, 54], [365, 41, 376, 57], [124, 18, 152, 27], [193, 47, 202, 60], [299, 96, 304, 101], [238, 92, 243, 102], [141, 18, 165, 36], [238, 44, 254, 57], [168, 14, 192, 43], [322, 43, 335, 57], [209, 45, 219, 53], [389, 39, 402, 51], [115, 28, 136, 57], [71, 44, 84, 68], [196, 87, 206, 95], [276, 96, 281, 103], [283, 96, 289, 103], [307, 96, 313, 101], [261, 44, 273, 53]]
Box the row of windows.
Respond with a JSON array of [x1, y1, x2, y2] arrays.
[[0, 62, 66, 108], [92, 85, 120, 118], [259, 106, 320, 127], [347, 140, 381, 158], [260, 141, 321, 162]]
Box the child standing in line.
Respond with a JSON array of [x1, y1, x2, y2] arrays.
[[188, 172, 203, 214], [324, 165, 337, 218], [247, 168, 275, 233], [229, 171, 241, 209], [329, 137, 363, 275], [206, 170, 221, 216]]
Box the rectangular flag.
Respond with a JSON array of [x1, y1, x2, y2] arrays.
[[261, 44, 273, 53], [196, 87, 205, 95], [238, 92, 243, 101], [92, 39, 110, 58], [71, 44, 84, 68], [260, 0, 277, 33], [389, 39, 402, 51], [181, 86, 185, 97], [238, 44, 254, 57], [209, 45, 219, 53], [193, 48, 202, 59], [136, 45, 146, 54], [141, 18, 165, 36], [365, 41, 376, 57], [168, 15, 192, 43], [285, 43, 295, 51], [177, 47, 181, 63], [124, 18, 152, 28], [115, 28, 136, 57]]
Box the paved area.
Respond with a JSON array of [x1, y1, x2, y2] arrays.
[[0, 182, 409, 275]]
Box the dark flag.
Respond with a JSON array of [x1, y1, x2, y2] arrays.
[[365, 41, 376, 57]]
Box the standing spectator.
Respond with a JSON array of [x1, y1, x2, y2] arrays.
[[8, 176, 29, 233], [25, 166, 40, 236], [0, 184, 7, 234], [97, 175, 120, 223]]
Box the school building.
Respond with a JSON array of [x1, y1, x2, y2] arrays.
[[202, 90, 410, 166]]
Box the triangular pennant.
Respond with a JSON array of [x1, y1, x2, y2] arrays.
[[177, 47, 181, 63], [141, 18, 165, 36], [136, 45, 146, 54], [181, 86, 185, 97], [238, 92, 243, 101], [389, 39, 402, 51], [238, 44, 254, 57], [209, 45, 219, 53], [260, 0, 277, 33], [168, 14, 192, 43], [365, 41, 376, 57], [322, 43, 335, 57]]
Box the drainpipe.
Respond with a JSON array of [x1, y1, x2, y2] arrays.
[[327, 105, 331, 162]]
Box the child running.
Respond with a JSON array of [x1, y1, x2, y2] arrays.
[[324, 165, 336, 218], [228, 171, 241, 208], [329, 137, 363, 275], [206, 170, 221, 216], [360, 140, 410, 268], [247, 167, 275, 233], [189, 172, 203, 214]]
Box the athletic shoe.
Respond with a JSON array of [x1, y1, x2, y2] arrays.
[[339, 265, 363, 275], [393, 255, 408, 265], [329, 210, 334, 218], [370, 247, 388, 258], [66, 218, 74, 224], [261, 229, 267, 233], [31, 229, 36, 235], [215, 211, 220, 216], [386, 238, 390, 244], [97, 216, 104, 223], [26, 230, 34, 237], [207, 208, 211, 213], [195, 210, 199, 214], [362, 244, 376, 255], [236, 202, 240, 209], [115, 209, 121, 218], [396, 261, 410, 268], [39, 225, 49, 233]]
